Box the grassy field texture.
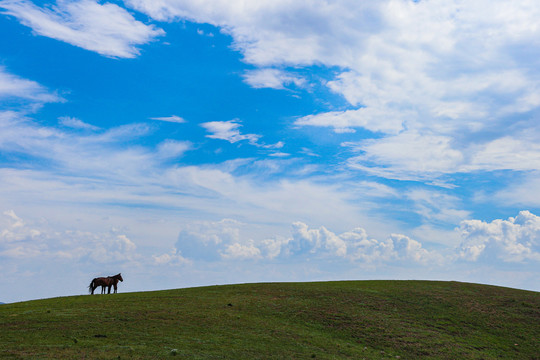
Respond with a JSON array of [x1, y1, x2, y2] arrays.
[[1, 281, 538, 359]]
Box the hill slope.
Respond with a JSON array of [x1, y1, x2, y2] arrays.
[[1, 281, 538, 359]]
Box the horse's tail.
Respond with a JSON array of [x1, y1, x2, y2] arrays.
[[88, 278, 95, 293]]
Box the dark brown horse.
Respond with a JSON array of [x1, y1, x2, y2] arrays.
[[88, 273, 123, 294]]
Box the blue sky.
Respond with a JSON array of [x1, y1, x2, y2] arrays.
[[1, 0, 539, 303]]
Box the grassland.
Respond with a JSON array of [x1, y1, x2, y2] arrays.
[[0, 281, 538, 359]]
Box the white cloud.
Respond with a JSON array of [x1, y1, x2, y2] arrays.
[[268, 151, 289, 158], [201, 119, 260, 144], [344, 131, 540, 181], [175, 219, 244, 261], [152, 248, 190, 265], [344, 131, 464, 180], [173, 219, 442, 265], [0, 0, 164, 58], [459, 211, 540, 263], [296, 107, 406, 134], [0, 111, 376, 235], [0, 210, 137, 263], [287, 223, 443, 264], [0, 66, 61, 103], [157, 139, 191, 159], [124, 0, 540, 181], [222, 240, 262, 260], [493, 172, 540, 207], [201, 120, 285, 150], [127, 0, 386, 66], [467, 137, 540, 172], [201, 120, 261, 144], [201, 119, 284, 149], [405, 189, 470, 225], [150, 115, 186, 123], [243, 68, 306, 90], [0, 111, 158, 176], [196, 28, 213, 37], [58, 116, 99, 130]]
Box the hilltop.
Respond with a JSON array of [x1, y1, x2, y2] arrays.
[[1, 281, 538, 359]]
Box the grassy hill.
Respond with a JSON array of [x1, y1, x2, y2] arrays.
[[1, 281, 538, 359]]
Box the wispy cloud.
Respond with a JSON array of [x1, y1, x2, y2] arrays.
[[156, 139, 192, 159], [126, 0, 540, 183], [0, 66, 61, 104], [150, 115, 186, 124], [201, 120, 285, 150], [243, 68, 306, 90], [0, 0, 164, 58], [201, 120, 260, 144], [58, 116, 99, 130]]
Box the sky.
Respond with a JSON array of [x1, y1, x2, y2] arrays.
[[1, 0, 539, 303]]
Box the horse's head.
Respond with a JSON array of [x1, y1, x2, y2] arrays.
[[117, 273, 123, 282]]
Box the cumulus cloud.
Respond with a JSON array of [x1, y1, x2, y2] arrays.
[[459, 211, 540, 263], [221, 240, 262, 260], [152, 248, 190, 265], [170, 212, 540, 266], [175, 219, 245, 261], [0, 210, 137, 263], [288, 223, 443, 264], [289, 222, 347, 257], [173, 219, 441, 265], [0, 0, 164, 58]]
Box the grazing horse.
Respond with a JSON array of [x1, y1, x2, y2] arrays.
[[88, 273, 123, 295]]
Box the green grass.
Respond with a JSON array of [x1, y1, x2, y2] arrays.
[[1, 281, 538, 359]]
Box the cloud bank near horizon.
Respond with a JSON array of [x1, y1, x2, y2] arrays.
[[2, 209, 538, 273]]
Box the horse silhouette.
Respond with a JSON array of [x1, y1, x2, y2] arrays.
[[88, 273, 123, 294]]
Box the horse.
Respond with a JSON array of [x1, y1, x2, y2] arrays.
[[106, 273, 123, 294], [88, 273, 123, 295], [88, 277, 110, 294]]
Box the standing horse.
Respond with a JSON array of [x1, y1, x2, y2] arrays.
[[106, 273, 123, 294], [88, 273, 123, 294], [88, 277, 110, 294]]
